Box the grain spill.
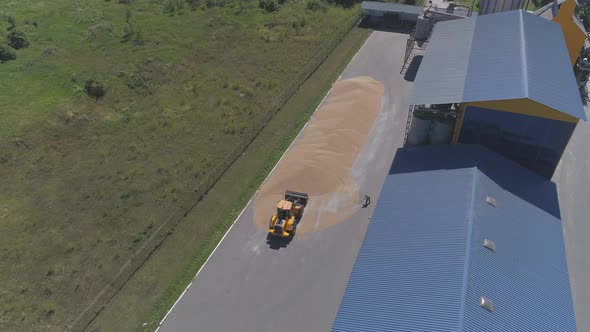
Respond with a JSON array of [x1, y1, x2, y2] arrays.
[[254, 77, 384, 235]]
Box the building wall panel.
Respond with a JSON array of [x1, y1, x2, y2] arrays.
[[458, 106, 576, 178], [466, 99, 578, 123]]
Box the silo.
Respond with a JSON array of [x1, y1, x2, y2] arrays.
[[429, 118, 454, 145], [407, 114, 431, 146], [478, 0, 525, 15]]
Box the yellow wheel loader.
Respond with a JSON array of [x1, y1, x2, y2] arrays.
[[268, 190, 308, 238]]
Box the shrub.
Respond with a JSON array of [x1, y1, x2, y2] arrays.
[[120, 10, 144, 45], [84, 79, 107, 100], [2, 14, 16, 31], [299, 15, 306, 27], [332, 0, 355, 7], [163, 0, 185, 13], [306, 0, 324, 11], [292, 16, 305, 34], [259, 0, 278, 12], [7, 30, 30, 49], [0, 44, 16, 63], [42, 45, 58, 57], [186, 0, 200, 9], [579, 6, 590, 31], [87, 22, 113, 42]]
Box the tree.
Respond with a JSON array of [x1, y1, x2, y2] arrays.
[[578, 4, 590, 31], [532, 0, 552, 9], [0, 44, 16, 63], [7, 30, 30, 49], [84, 79, 106, 100]]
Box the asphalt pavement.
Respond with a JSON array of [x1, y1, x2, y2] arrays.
[[156, 31, 413, 332], [554, 103, 590, 332]]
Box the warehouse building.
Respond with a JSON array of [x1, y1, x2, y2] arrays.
[[332, 144, 576, 331], [406, 10, 586, 178], [361, 1, 423, 28]]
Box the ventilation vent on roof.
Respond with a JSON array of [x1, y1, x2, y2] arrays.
[[483, 239, 496, 252], [486, 196, 496, 207], [480, 297, 495, 312]]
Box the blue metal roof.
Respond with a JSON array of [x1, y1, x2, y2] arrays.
[[332, 144, 576, 332], [409, 10, 586, 120]]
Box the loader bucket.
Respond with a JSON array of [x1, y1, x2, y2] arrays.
[[285, 190, 309, 206]]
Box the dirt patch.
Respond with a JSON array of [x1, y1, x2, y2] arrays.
[[254, 77, 384, 235]]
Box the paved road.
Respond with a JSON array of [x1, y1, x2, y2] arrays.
[[157, 31, 413, 332], [554, 103, 590, 332]]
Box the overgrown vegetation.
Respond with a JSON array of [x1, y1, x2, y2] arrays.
[[0, 0, 361, 330], [531, 0, 550, 8], [578, 0, 590, 30], [89, 25, 371, 332], [0, 43, 15, 62], [84, 78, 107, 100], [0, 13, 32, 63], [6, 30, 30, 49]]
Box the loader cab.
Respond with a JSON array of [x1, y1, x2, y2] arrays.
[[276, 200, 293, 220]]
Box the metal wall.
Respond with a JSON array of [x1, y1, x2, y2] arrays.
[[458, 106, 576, 178]]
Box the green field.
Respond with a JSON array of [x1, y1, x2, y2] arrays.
[[0, 0, 364, 330]]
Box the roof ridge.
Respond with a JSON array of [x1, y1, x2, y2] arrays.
[[457, 167, 478, 331], [519, 10, 530, 98]]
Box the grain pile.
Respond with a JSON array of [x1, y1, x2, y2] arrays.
[[254, 77, 384, 235]]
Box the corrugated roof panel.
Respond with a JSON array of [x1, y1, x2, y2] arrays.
[[409, 18, 476, 105], [408, 10, 585, 120], [332, 145, 576, 332], [463, 170, 576, 331], [332, 168, 476, 332], [522, 11, 586, 120], [463, 10, 526, 102]]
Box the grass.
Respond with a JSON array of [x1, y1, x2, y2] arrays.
[[87, 26, 371, 332], [454, 0, 539, 11], [0, 0, 363, 330]]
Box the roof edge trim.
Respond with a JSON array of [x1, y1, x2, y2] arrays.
[[457, 168, 478, 330], [519, 10, 530, 98]]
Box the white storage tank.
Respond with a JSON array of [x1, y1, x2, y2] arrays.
[[407, 114, 431, 146], [429, 118, 454, 145]]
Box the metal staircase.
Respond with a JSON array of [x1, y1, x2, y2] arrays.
[[402, 105, 415, 147], [400, 23, 435, 75]]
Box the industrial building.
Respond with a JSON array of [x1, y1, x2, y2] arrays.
[[361, 1, 423, 27], [406, 9, 586, 178], [332, 5, 583, 331], [332, 145, 576, 331]]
